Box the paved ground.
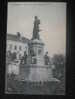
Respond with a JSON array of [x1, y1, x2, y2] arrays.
[[5, 78, 65, 95], [5, 62, 65, 95]]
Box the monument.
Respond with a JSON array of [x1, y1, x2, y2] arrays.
[[27, 16, 57, 82], [30, 16, 44, 66], [19, 16, 59, 82]]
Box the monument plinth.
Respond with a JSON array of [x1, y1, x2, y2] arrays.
[[30, 39, 44, 66]]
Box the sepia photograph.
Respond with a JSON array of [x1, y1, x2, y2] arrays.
[[5, 2, 66, 95]]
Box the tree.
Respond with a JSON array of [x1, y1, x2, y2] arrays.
[[52, 54, 65, 94], [52, 54, 65, 80]]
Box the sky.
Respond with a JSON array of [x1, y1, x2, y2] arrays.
[[7, 2, 66, 57]]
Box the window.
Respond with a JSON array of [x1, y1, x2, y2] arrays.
[[9, 44, 12, 50], [19, 54, 21, 59], [38, 49, 42, 55], [19, 46, 22, 50], [25, 47, 27, 51], [14, 45, 17, 50]]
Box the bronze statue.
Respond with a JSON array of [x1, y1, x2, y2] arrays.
[[32, 16, 40, 40]]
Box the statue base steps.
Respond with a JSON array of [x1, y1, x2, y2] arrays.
[[17, 64, 59, 82]]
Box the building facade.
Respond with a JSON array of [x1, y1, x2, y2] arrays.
[[6, 32, 30, 75], [6, 32, 29, 59]]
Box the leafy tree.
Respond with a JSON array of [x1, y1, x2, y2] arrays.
[[52, 54, 65, 94], [52, 54, 65, 80]]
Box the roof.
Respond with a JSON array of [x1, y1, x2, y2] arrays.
[[7, 33, 30, 43]]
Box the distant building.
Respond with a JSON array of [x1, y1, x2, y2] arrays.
[[6, 32, 29, 60], [6, 32, 30, 75]]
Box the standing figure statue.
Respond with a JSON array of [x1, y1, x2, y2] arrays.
[[32, 16, 40, 40], [44, 52, 50, 65]]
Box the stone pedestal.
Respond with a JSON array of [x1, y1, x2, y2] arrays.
[[18, 39, 58, 82], [30, 39, 44, 66], [28, 65, 53, 82], [26, 39, 55, 82]]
